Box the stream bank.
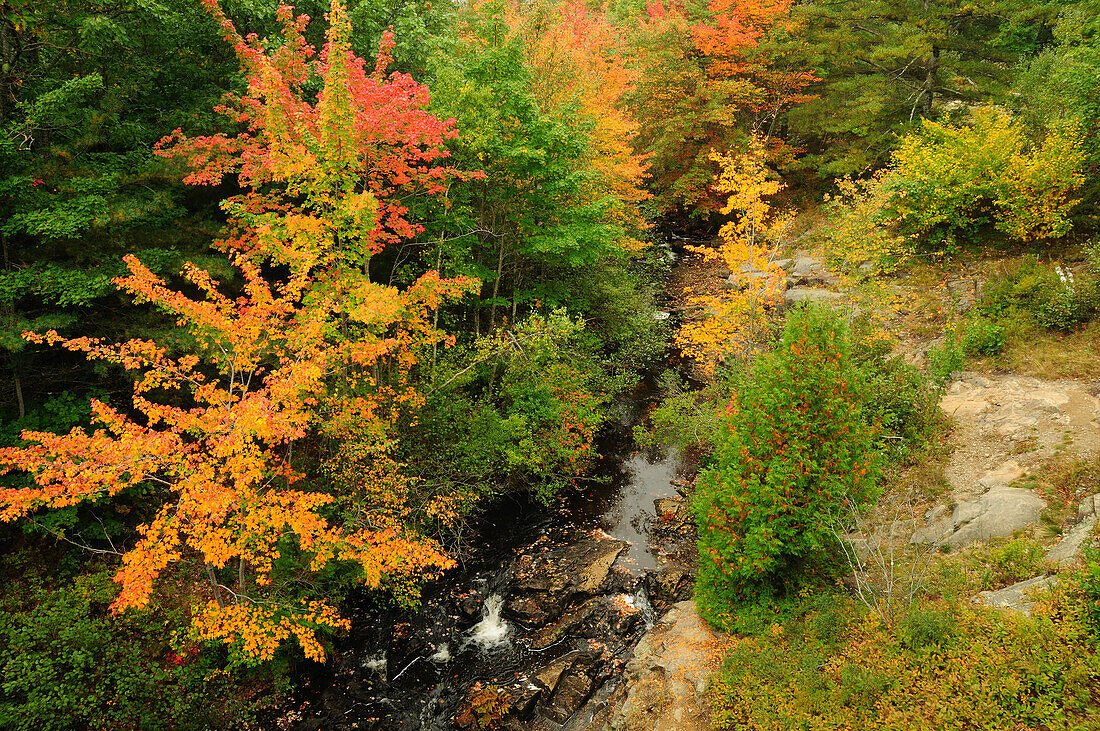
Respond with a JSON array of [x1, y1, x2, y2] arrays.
[[280, 239, 711, 730]]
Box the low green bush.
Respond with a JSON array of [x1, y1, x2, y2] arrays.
[[978, 255, 1100, 332], [960, 317, 1005, 356], [927, 331, 964, 385], [0, 568, 277, 730], [693, 308, 883, 629], [710, 587, 1100, 730], [898, 608, 954, 649]]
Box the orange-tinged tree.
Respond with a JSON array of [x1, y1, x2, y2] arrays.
[[0, 0, 477, 663], [513, 0, 653, 252], [626, 0, 814, 214]]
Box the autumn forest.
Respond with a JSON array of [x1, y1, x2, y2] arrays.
[[2, 0, 1100, 727]]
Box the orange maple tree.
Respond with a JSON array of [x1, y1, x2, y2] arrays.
[[628, 0, 814, 213], [0, 0, 476, 663]]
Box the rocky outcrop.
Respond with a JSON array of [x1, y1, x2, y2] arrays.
[[1046, 494, 1100, 567], [912, 485, 1046, 549], [911, 372, 1100, 551], [975, 575, 1057, 617], [595, 601, 734, 731], [783, 287, 844, 309], [505, 536, 629, 625]]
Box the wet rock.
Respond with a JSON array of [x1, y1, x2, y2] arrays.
[[645, 567, 694, 614], [535, 651, 588, 692], [912, 486, 1046, 549], [975, 575, 1057, 616], [546, 667, 596, 724], [458, 592, 483, 619], [502, 681, 543, 719], [530, 595, 646, 650], [600, 601, 734, 731], [653, 497, 690, 531], [506, 537, 628, 625]]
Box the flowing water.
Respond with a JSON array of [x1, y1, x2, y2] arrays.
[[287, 240, 697, 730]]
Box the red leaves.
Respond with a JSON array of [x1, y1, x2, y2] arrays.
[[1, 1, 482, 663], [158, 0, 476, 256]]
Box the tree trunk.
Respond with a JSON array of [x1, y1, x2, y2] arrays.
[[489, 237, 505, 332], [205, 564, 225, 608]]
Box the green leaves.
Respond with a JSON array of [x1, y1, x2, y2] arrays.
[[694, 307, 885, 625]]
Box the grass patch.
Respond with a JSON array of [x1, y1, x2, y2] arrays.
[[710, 577, 1100, 730], [970, 317, 1100, 379]]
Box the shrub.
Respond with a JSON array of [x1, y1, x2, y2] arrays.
[[710, 591, 1100, 730], [1035, 283, 1096, 331], [819, 172, 909, 277], [984, 537, 1047, 588], [898, 608, 954, 649], [961, 317, 1006, 356], [693, 307, 882, 629], [927, 329, 964, 385], [0, 569, 272, 730], [848, 317, 940, 452], [978, 255, 1099, 332], [888, 108, 1085, 249]]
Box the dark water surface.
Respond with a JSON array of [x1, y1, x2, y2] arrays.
[[285, 243, 695, 730]]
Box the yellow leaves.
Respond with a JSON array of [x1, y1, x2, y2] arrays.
[[820, 170, 909, 278], [678, 137, 788, 371], [889, 108, 1085, 243]]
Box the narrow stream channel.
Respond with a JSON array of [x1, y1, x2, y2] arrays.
[[287, 241, 699, 730]]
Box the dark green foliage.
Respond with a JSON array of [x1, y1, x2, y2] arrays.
[[402, 311, 608, 508], [0, 566, 277, 730], [848, 317, 941, 453], [978, 255, 1100, 332], [961, 317, 1006, 356], [898, 608, 955, 649], [693, 308, 883, 628], [771, 0, 1063, 179], [1013, 1, 1100, 215]]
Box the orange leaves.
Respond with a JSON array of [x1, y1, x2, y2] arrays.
[[511, 0, 653, 247], [0, 0, 483, 666], [192, 599, 350, 663], [158, 0, 475, 258], [0, 244, 460, 660]]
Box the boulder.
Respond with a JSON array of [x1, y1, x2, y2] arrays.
[[506, 537, 629, 625], [783, 287, 843, 310], [790, 256, 818, 278], [975, 575, 1057, 617], [653, 497, 690, 531], [602, 601, 734, 731], [1079, 495, 1100, 518], [911, 486, 1046, 549], [545, 668, 596, 724], [644, 567, 694, 614], [527, 595, 643, 650]]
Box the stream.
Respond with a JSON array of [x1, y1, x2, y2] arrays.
[[285, 242, 699, 731]]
